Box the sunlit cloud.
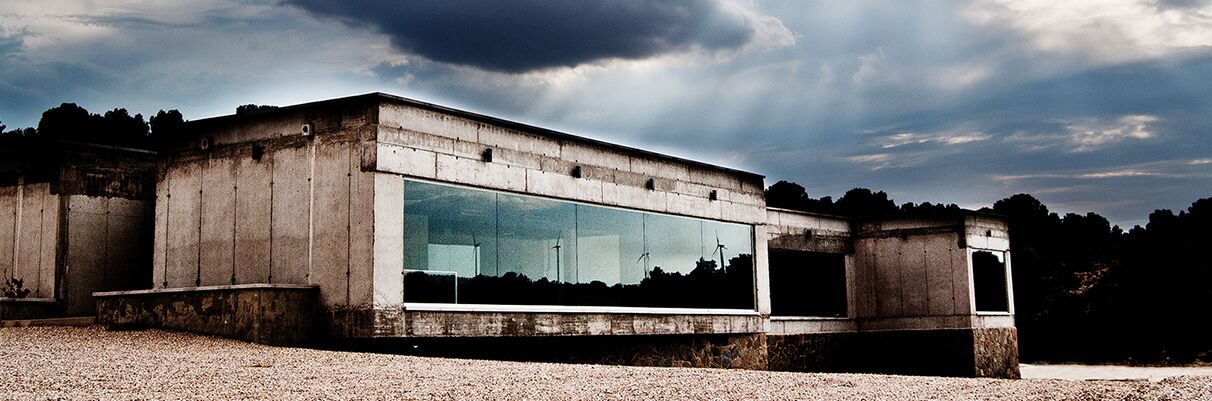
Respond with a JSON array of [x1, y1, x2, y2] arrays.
[[965, 0, 1212, 64]]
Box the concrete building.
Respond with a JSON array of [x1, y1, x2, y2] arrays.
[[17, 93, 1015, 377], [0, 140, 155, 319]]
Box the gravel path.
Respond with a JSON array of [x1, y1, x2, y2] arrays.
[[3, 326, 1210, 400]]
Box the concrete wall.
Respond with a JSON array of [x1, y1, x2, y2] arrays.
[[849, 215, 1013, 331], [153, 105, 378, 314], [852, 218, 971, 322], [374, 102, 766, 225], [64, 195, 149, 315], [0, 181, 61, 299]]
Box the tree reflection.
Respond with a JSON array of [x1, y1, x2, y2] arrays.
[[405, 254, 755, 310]]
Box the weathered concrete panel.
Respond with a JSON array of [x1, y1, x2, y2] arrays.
[[601, 182, 667, 213], [901, 239, 928, 316], [378, 126, 456, 153], [380, 104, 479, 143], [953, 244, 973, 315], [105, 199, 148, 291], [199, 157, 236, 286], [477, 124, 562, 158], [270, 146, 311, 284], [925, 235, 956, 316], [0, 186, 15, 280], [348, 168, 376, 308], [152, 171, 168, 288], [754, 224, 771, 316], [524, 169, 603, 204], [561, 142, 631, 170], [165, 162, 201, 287], [630, 157, 689, 182], [372, 173, 404, 308], [37, 192, 60, 298], [311, 141, 352, 307], [16, 184, 45, 294], [435, 154, 526, 192], [66, 195, 108, 315], [874, 239, 902, 317], [376, 143, 437, 179], [234, 154, 272, 284]]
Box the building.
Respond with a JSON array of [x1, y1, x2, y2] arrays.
[[0, 139, 155, 319], [3, 93, 1017, 377]]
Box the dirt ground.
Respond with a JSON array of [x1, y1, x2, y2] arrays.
[[3, 326, 1211, 400]]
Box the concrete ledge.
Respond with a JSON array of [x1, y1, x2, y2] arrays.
[[1, 316, 95, 328], [403, 311, 764, 337], [0, 297, 64, 320], [95, 284, 319, 346]]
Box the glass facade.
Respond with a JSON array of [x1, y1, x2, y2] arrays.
[[403, 179, 756, 310]]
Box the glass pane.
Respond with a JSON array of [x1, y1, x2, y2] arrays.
[[401, 179, 756, 310], [403, 180, 497, 303], [703, 220, 756, 310], [973, 250, 1009, 312], [490, 192, 576, 304], [769, 250, 847, 317]]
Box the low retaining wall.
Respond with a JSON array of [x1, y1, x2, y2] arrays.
[[94, 284, 319, 346], [0, 298, 63, 320], [768, 328, 1020, 378], [329, 333, 769, 370]]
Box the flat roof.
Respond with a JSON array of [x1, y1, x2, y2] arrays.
[[186, 92, 764, 179]]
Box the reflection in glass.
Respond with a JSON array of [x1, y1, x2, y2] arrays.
[[402, 179, 756, 310]]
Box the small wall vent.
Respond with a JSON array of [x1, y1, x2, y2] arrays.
[[301, 123, 313, 137], [199, 137, 213, 151]]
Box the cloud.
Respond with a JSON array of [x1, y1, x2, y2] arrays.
[[1005, 115, 1160, 153], [878, 131, 992, 149], [284, 0, 793, 73], [965, 0, 1212, 64]]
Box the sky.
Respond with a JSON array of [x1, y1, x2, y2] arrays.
[[1, 0, 1210, 227]]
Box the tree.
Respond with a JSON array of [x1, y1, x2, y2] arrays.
[[834, 188, 898, 217], [149, 109, 185, 142]]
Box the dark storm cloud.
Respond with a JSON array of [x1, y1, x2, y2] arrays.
[[285, 0, 756, 72]]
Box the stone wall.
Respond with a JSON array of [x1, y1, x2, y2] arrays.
[[329, 333, 769, 370], [95, 284, 319, 346]]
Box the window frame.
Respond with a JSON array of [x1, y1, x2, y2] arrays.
[[400, 178, 760, 315], [968, 248, 1014, 316]]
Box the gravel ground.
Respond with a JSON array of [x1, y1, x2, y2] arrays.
[[3, 326, 1211, 400]]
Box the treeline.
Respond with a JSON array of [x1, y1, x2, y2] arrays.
[[1, 103, 185, 150], [768, 180, 1212, 364]]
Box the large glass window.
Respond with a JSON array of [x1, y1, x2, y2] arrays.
[[972, 250, 1010, 313], [402, 179, 755, 310], [768, 250, 847, 317]]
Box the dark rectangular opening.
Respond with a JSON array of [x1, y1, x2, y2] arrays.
[[972, 250, 1009, 312], [769, 249, 847, 317]]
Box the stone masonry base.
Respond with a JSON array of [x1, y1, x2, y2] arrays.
[[94, 284, 319, 346]]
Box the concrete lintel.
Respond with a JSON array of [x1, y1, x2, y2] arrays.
[[93, 283, 318, 297]]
